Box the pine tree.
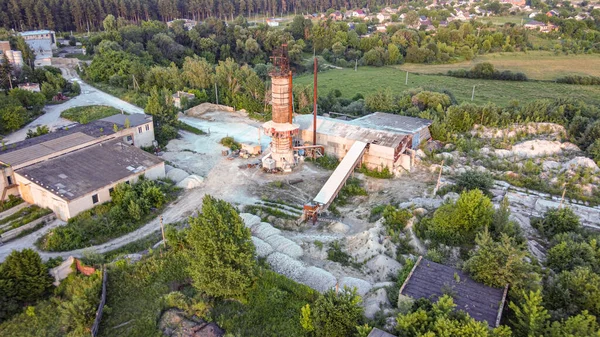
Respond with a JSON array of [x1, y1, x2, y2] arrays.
[[509, 290, 550, 337], [186, 195, 256, 300]]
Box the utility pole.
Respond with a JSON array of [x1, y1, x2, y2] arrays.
[[433, 160, 444, 196], [471, 85, 476, 101], [160, 215, 166, 248], [7, 74, 13, 90], [559, 184, 567, 208], [405, 71, 409, 85], [214, 82, 219, 105], [355, 59, 358, 71]]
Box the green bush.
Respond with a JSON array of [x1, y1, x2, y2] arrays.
[[358, 164, 394, 179], [220, 136, 241, 151], [0, 195, 23, 213], [311, 288, 364, 337], [306, 155, 340, 170], [36, 177, 178, 251], [536, 207, 581, 238], [454, 171, 494, 196]]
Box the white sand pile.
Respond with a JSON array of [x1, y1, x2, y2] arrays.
[[239, 213, 261, 229], [498, 140, 580, 158], [251, 236, 274, 258], [252, 222, 281, 240], [338, 277, 373, 297], [185, 103, 234, 117], [267, 252, 306, 282], [328, 222, 350, 234], [564, 157, 600, 172], [264, 235, 304, 259], [166, 168, 189, 183], [176, 175, 204, 189], [364, 288, 390, 319], [472, 123, 566, 139], [366, 255, 402, 282], [346, 224, 386, 263], [299, 267, 337, 293], [164, 164, 175, 173]]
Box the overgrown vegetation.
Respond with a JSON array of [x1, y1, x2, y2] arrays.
[[556, 75, 600, 86], [0, 206, 52, 235], [0, 195, 23, 213], [327, 240, 361, 269], [37, 177, 178, 251], [25, 125, 50, 139], [220, 136, 241, 151], [177, 121, 205, 135], [60, 105, 122, 124], [306, 154, 340, 170], [358, 164, 394, 179], [448, 62, 528, 81]]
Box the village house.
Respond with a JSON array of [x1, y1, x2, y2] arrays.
[[172, 91, 196, 109], [329, 11, 343, 21], [19, 30, 56, 67], [524, 20, 559, 32], [376, 13, 392, 23], [0, 41, 24, 68], [0, 114, 163, 220], [17, 83, 41, 92], [167, 19, 198, 30]]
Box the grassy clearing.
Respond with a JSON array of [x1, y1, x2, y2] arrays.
[[294, 64, 600, 106], [397, 51, 600, 80], [177, 121, 206, 135], [60, 105, 122, 124], [478, 15, 529, 25], [101, 250, 317, 337]]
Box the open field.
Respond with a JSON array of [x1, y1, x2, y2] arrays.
[[479, 15, 529, 25], [396, 51, 600, 80], [294, 65, 600, 106]]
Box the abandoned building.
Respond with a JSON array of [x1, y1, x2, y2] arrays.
[[295, 113, 432, 173], [398, 257, 508, 328], [0, 114, 165, 220]]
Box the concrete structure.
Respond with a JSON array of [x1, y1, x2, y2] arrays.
[[19, 30, 56, 67], [16, 139, 164, 220], [17, 83, 40, 92], [262, 45, 299, 172], [0, 41, 24, 68], [167, 19, 198, 30], [0, 113, 162, 220], [295, 112, 431, 173], [172, 91, 195, 109], [266, 18, 283, 27]]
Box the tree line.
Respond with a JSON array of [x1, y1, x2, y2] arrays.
[[0, 0, 405, 32]]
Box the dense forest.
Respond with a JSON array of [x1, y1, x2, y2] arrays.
[[0, 0, 404, 32]]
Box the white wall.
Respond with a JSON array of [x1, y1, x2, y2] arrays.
[[14, 173, 70, 220], [132, 122, 156, 147]]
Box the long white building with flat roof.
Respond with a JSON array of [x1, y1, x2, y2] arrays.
[[19, 30, 56, 66]]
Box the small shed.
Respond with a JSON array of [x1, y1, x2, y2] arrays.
[[398, 257, 508, 327], [241, 142, 261, 155], [172, 91, 195, 109]]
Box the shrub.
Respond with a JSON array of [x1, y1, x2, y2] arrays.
[[358, 164, 394, 179], [220, 136, 241, 151], [311, 288, 364, 337], [536, 207, 580, 238], [306, 155, 339, 170], [447, 63, 528, 81], [454, 170, 494, 196], [423, 189, 494, 246]]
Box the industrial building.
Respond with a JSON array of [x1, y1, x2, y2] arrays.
[[0, 114, 164, 220], [19, 30, 56, 67], [0, 41, 23, 68], [295, 113, 431, 173]]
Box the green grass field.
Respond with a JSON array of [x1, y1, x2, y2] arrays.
[[397, 51, 600, 80], [293, 65, 600, 106], [60, 105, 122, 124]]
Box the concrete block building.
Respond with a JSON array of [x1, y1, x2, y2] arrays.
[[19, 30, 56, 67], [0, 114, 164, 220], [295, 112, 431, 173]]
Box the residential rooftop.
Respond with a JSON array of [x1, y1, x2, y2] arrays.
[[399, 257, 507, 327], [19, 30, 54, 36], [16, 139, 163, 201]]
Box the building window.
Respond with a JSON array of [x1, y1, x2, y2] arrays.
[[125, 181, 130, 185], [92, 194, 99, 204], [145, 124, 150, 131], [138, 127, 142, 133], [126, 135, 133, 142], [6, 175, 13, 185], [109, 187, 114, 195]]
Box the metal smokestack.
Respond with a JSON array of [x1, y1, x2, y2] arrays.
[[313, 57, 318, 146]]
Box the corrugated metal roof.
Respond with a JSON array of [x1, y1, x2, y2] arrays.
[[400, 258, 506, 327], [313, 141, 367, 206], [19, 30, 54, 36], [367, 328, 397, 337]]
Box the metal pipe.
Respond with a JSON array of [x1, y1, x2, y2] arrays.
[[313, 57, 318, 145]]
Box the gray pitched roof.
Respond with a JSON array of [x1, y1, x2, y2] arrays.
[[350, 112, 432, 134], [399, 257, 507, 327]]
